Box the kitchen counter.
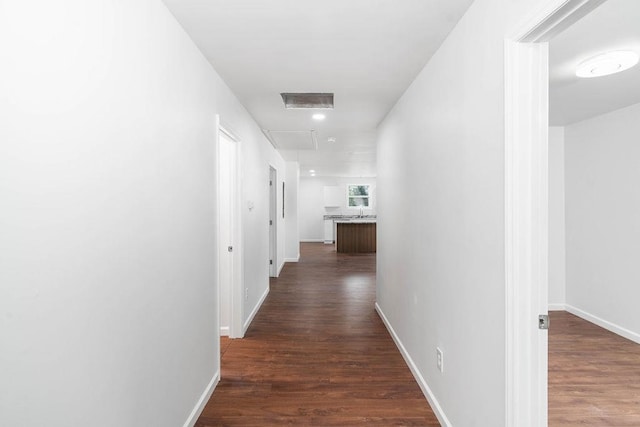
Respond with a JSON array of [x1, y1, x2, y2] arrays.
[[323, 215, 376, 244]]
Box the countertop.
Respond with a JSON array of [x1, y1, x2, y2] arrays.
[[324, 215, 376, 220]]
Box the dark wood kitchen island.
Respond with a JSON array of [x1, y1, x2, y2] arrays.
[[336, 221, 376, 253]]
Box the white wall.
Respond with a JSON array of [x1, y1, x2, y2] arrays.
[[0, 1, 284, 425], [564, 102, 640, 340], [299, 177, 376, 241], [376, 0, 542, 425], [549, 127, 566, 308], [285, 162, 300, 262]]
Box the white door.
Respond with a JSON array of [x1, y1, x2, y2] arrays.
[[219, 130, 236, 336], [269, 167, 277, 277]]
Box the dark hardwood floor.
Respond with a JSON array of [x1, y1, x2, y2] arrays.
[[196, 243, 439, 426], [549, 311, 640, 426]]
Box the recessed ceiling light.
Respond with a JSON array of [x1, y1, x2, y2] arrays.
[[309, 169, 315, 173], [576, 51, 639, 78], [310, 173, 316, 177], [312, 113, 325, 121]]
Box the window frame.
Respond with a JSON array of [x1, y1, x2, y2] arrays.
[[346, 184, 371, 209]]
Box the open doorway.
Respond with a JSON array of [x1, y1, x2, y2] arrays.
[[505, 0, 607, 425], [547, 0, 640, 424], [217, 120, 243, 340], [506, 0, 640, 425]]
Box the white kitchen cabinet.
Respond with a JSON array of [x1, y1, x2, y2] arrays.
[[323, 219, 334, 244], [323, 186, 342, 207]]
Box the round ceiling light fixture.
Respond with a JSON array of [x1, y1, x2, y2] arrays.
[[327, 137, 336, 143], [312, 113, 325, 121], [576, 50, 639, 78]]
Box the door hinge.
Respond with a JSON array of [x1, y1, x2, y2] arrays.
[[538, 314, 549, 330], [269, 259, 273, 265], [228, 246, 233, 252], [270, 180, 272, 186], [269, 220, 273, 225]]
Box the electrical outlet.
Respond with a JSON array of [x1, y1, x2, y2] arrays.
[[245, 288, 249, 300], [436, 347, 444, 373]]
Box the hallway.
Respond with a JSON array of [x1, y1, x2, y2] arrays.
[[196, 243, 439, 426]]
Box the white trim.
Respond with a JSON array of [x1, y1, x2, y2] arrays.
[[269, 165, 278, 278], [220, 326, 229, 336], [548, 303, 566, 311], [214, 115, 222, 388], [182, 371, 219, 427], [375, 303, 451, 427], [565, 304, 640, 345], [217, 116, 245, 340], [284, 256, 300, 263], [300, 239, 324, 243], [243, 287, 269, 334], [504, 1, 606, 424], [504, 37, 549, 427], [277, 260, 285, 276], [511, 0, 606, 42]]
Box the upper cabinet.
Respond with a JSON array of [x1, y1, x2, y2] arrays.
[[323, 186, 342, 207]]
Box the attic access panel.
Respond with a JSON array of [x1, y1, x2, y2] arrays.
[[280, 93, 334, 109], [263, 130, 318, 151]]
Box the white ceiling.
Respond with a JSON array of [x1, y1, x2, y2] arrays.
[[162, 0, 474, 177], [550, 0, 640, 126]]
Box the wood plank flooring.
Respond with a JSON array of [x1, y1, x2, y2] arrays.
[[549, 311, 640, 426], [196, 243, 438, 426]]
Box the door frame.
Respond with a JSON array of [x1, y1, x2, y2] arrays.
[[504, 0, 606, 425], [268, 166, 277, 277], [216, 115, 245, 339]]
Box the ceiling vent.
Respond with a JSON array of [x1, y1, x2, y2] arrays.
[[280, 93, 334, 109]]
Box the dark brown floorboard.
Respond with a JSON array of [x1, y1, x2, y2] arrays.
[[549, 311, 640, 426], [197, 243, 439, 426]]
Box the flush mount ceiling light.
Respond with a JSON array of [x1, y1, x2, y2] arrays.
[[576, 51, 639, 78], [327, 137, 336, 143], [312, 113, 325, 121]]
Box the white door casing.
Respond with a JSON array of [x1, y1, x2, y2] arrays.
[[269, 166, 277, 277], [504, 1, 606, 425], [217, 116, 244, 340]]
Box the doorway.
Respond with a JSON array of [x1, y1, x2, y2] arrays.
[[269, 166, 277, 277], [546, 1, 640, 424], [504, 0, 608, 425], [217, 120, 243, 339]]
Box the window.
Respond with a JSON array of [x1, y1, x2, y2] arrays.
[[347, 185, 370, 208]]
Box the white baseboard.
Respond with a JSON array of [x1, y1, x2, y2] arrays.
[[548, 303, 566, 311], [300, 239, 324, 243], [375, 303, 451, 427], [243, 286, 269, 334], [220, 326, 229, 336], [182, 370, 219, 427], [565, 304, 640, 345], [284, 255, 300, 263]]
